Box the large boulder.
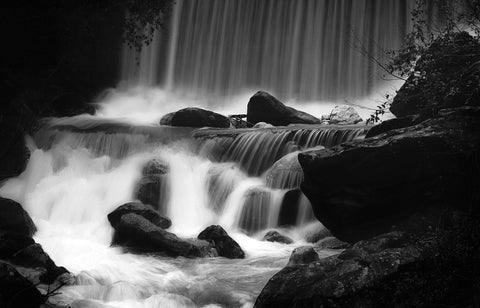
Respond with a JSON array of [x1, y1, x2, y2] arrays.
[[286, 246, 319, 267], [365, 114, 426, 138], [265, 151, 304, 189], [0, 197, 36, 237], [108, 201, 171, 230], [198, 225, 245, 259], [0, 119, 29, 182], [390, 32, 480, 117], [299, 108, 480, 243], [160, 107, 231, 128], [263, 230, 293, 245], [0, 261, 44, 308], [247, 91, 321, 126], [326, 105, 363, 125], [110, 213, 208, 258], [255, 226, 480, 308]]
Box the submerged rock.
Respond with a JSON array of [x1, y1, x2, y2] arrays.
[[108, 201, 171, 230], [0, 261, 44, 308], [265, 151, 304, 189], [135, 159, 170, 212], [247, 91, 321, 126], [326, 105, 362, 125], [160, 107, 231, 128], [198, 225, 245, 259], [263, 230, 293, 245], [299, 108, 480, 243]]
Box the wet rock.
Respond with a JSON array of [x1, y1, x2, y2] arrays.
[[0, 232, 34, 259], [238, 188, 271, 233], [0, 261, 44, 308], [11, 243, 55, 269], [299, 108, 480, 243], [252, 122, 274, 128], [263, 230, 293, 244], [39, 266, 74, 285], [160, 107, 231, 128], [108, 201, 171, 230], [134, 160, 170, 212], [315, 236, 350, 250], [111, 213, 206, 258], [327, 105, 362, 125], [287, 246, 319, 267], [247, 91, 321, 126], [278, 189, 302, 227], [0, 197, 36, 237], [365, 114, 426, 138], [265, 152, 304, 189], [304, 224, 331, 243], [0, 119, 30, 182], [198, 225, 245, 259], [390, 32, 480, 117]]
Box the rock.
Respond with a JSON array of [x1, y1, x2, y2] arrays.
[[265, 151, 304, 189], [304, 224, 331, 243], [390, 32, 480, 117], [263, 230, 293, 244], [0, 197, 36, 237], [238, 188, 271, 233], [298, 108, 480, 243], [365, 114, 426, 138], [228, 115, 251, 128], [315, 236, 350, 250], [39, 266, 74, 285], [0, 232, 34, 259], [159, 107, 231, 128], [134, 160, 170, 211], [0, 119, 30, 182], [255, 225, 480, 308], [327, 105, 363, 125], [0, 261, 44, 308], [198, 225, 245, 259], [108, 201, 171, 230], [111, 213, 206, 258], [252, 122, 274, 128], [247, 91, 321, 126], [277, 189, 302, 227], [286, 246, 319, 267], [11, 243, 55, 269]]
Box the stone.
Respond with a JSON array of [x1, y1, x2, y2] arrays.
[[134, 160, 170, 211], [252, 122, 274, 128], [198, 225, 245, 259], [327, 105, 363, 125], [0, 261, 44, 308], [0, 232, 34, 259], [390, 32, 480, 117], [108, 201, 171, 230], [315, 236, 350, 250], [263, 230, 293, 244], [365, 114, 426, 138], [265, 151, 304, 189], [287, 246, 319, 267], [298, 108, 480, 243], [0, 119, 30, 182], [0, 197, 36, 237], [111, 213, 206, 258], [247, 91, 321, 126], [160, 107, 231, 128]]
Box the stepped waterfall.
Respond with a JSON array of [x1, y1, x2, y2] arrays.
[[0, 1, 428, 307]]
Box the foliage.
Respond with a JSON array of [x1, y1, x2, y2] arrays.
[[367, 0, 480, 123]]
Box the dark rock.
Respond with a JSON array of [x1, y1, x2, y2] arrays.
[[141, 159, 169, 176], [286, 246, 319, 267], [198, 225, 245, 259], [247, 91, 321, 126], [39, 266, 73, 285], [390, 32, 480, 117], [365, 114, 425, 138], [255, 225, 480, 308], [299, 109, 480, 243], [0, 197, 36, 237], [265, 151, 304, 189], [0, 261, 44, 308], [327, 105, 363, 125], [0, 232, 34, 259], [0, 119, 30, 182], [238, 188, 271, 233], [228, 115, 251, 128], [134, 160, 170, 212], [315, 236, 350, 250], [304, 224, 331, 243], [108, 202, 171, 230], [263, 230, 293, 244], [278, 189, 302, 227], [111, 213, 205, 257], [160, 107, 231, 128], [11, 244, 55, 269]]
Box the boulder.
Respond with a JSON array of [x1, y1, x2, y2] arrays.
[[0, 232, 34, 259], [277, 189, 302, 227], [134, 160, 170, 211], [110, 213, 207, 258], [304, 223, 331, 243], [299, 108, 480, 243], [238, 188, 271, 233], [228, 115, 251, 128], [255, 226, 480, 308], [108, 201, 171, 230], [327, 105, 363, 125], [315, 236, 351, 250], [160, 107, 231, 128], [286, 246, 319, 267], [0, 197, 36, 237], [263, 230, 293, 244], [0, 119, 30, 182], [390, 32, 480, 117], [365, 114, 426, 138], [198, 225, 245, 259], [265, 151, 304, 189], [252, 122, 274, 128], [0, 261, 44, 308], [247, 91, 321, 126]]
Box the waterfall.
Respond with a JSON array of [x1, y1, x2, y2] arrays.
[[121, 0, 416, 101]]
